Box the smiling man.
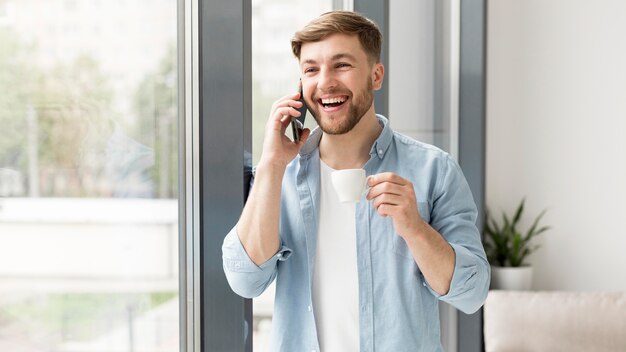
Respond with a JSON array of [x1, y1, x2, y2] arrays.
[[222, 11, 490, 352]]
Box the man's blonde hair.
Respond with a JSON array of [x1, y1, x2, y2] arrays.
[[291, 11, 382, 64]]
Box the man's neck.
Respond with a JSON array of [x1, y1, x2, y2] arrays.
[[319, 109, 383, 170]]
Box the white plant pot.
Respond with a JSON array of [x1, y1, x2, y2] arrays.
[[490, 266, 533, 291]]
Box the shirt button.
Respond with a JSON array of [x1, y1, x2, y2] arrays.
[[276, 253, 282, 258], [423, 281, 427, 287], [307, 305, 312, 312], [378, 149, 383, 156]]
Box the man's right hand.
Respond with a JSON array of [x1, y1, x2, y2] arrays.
[[236, 92, 310, 265], [259, 92, 311, 168]]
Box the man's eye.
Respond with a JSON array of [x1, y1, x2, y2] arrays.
[[304, 67, 317, 74], [336, 63, 351, 68]]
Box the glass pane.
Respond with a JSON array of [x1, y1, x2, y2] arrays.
[[389, 0, 455, 153], [0, 0, 180, 351], [251, 0, 335, 350]]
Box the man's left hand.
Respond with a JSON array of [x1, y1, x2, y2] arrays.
[[366, 172, 426, 239]]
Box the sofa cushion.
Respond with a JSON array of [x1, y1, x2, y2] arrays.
[[484, 290, 626, 352]]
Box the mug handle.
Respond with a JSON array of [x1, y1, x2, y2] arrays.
[[361, 175, 372, 198]]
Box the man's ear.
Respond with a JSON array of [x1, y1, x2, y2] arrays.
[[371, 63, 385, 91]]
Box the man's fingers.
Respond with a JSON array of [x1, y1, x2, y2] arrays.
[[366, 182, 404, 200], [267, 108, 301, 133], [375, 203, 397, 218], [368, 172, 408, 186], [274, 106, 302, 121], [273, 92, 301, 105], [296, 128, 311, 145], [372, 193, 403, 208], [271, 94, 303, 112]]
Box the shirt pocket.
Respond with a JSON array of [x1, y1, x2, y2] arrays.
[[391, 201, 431, 259]]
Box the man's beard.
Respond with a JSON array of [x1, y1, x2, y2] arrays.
[[310, 79, 374, 135]]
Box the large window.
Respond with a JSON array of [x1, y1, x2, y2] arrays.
[[0, 0, 179, 351]]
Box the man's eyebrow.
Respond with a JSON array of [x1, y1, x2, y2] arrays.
[[331, 53, 357, 61], [300, 53, 358, 66], [301, 59, 317, 66]]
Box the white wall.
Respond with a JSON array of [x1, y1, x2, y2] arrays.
[[487, 0, 626, 290]]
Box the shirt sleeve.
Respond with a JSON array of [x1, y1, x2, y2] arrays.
[[426, 156, 491, 314], [222, 225, 292, 298]]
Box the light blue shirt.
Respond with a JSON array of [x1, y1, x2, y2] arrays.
[[223, 115, 490, 352]]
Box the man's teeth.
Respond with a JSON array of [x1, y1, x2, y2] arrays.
[[321, 97, 347, 104]]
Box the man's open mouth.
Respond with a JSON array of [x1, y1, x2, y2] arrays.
[[318, 96, 349, 109]]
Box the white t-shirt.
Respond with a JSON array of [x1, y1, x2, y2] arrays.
[[312, 160, 360, 351]]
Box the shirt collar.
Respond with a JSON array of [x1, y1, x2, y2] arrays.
[[299, 114, 393, 160], [369, 114, 392, 159]]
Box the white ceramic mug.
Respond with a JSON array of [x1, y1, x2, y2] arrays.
[[330, 168, 370, 203]]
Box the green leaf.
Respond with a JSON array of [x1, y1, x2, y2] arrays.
[[524, 209, 547, 241], [482, 199, 550, 268], [511, 198, 525, 228]]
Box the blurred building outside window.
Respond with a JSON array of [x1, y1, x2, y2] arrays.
[[0, 0, 179, 351]]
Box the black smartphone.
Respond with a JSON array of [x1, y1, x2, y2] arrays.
[[291, 82, 308, 141]]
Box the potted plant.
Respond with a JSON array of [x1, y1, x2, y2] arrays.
[[484, 199, 550, 290]]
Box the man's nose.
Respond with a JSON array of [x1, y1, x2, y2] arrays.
[[317, 68, 338, 92]]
